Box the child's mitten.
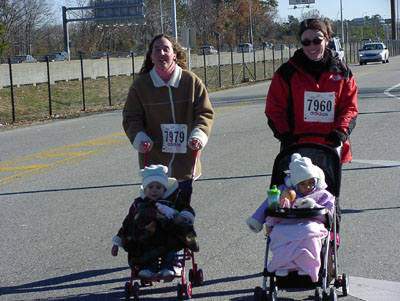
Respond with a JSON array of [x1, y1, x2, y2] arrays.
[[156, 203, 177, 219]]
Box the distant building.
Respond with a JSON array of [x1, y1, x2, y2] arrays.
[[352, 18, 365, 26]]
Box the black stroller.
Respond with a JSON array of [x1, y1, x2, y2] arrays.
[[254, 143, 349, 301]]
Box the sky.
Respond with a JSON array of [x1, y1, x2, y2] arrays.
[[53, 0, 397, 24], [276, 0, 395, 22]]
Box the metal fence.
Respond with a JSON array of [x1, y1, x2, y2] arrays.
[[1, 40, 399, 126]]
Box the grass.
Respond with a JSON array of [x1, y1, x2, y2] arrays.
[[0, 60, 274, 129]]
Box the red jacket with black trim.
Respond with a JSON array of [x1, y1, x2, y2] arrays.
[[265, 49, 358, 163]]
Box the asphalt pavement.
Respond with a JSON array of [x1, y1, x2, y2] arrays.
[[1, 57, 400, 300]]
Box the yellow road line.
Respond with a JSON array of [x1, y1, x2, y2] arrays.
[[0, 132, 127, 186], [0, 98, 265, 187]]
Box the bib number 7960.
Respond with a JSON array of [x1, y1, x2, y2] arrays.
[[304, 91, 335, 123]]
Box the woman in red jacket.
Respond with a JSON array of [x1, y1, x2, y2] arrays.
[[265, 18, 358, 163]]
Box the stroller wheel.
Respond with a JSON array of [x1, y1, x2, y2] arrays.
[[124, 282, 131, 300], [132, 282, 140, 299], [254, 286, 267, 301], [184, 281, 192, 299], [177, 282, 183, 299], [268, 285, 278, 301], [189, 268, 204, 286], [314, 287, 322, 301], [329, 287, 337, 301], [196, 269, 204, 286], [342, 273, 349, 296], [188, 269, 194, 283]]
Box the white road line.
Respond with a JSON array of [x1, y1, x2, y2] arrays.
[[339, 276, 400, 301], [384, 83, 400, 99], [352, 159, 400, 167]]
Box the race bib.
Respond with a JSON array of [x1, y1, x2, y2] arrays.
[[161, 124, 187, 153], [304, 91, 335, 123]]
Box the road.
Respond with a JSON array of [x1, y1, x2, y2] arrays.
[[1, 57, 400, 300]]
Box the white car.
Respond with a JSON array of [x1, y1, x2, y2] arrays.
[[237, 43, 253, 53], [198, 45, 218, 55], [359, 42, 389, 65], [328, 37, 345, 63]]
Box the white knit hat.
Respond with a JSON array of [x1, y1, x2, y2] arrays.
[[287, 153, 324, 187], [139, 164, 169, 189]]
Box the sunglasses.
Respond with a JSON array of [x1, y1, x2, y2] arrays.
[[301, 37, 325, 46]]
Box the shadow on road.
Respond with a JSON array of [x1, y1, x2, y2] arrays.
[[0, 270, 271, 300], [0, 267, 128, 298], [0, 173, 275, 197], [342, 206, 400, 215]]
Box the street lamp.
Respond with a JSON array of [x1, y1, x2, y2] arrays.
[[249, 0, 253, 45], [362, 12, 368, 39]]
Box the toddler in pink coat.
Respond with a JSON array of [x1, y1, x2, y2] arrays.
[[246, 153, 335, 282]]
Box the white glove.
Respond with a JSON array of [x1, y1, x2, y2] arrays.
[[156, 203, 177, 219]]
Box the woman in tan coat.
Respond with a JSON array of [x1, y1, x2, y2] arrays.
[[123, 34, 214, 189]]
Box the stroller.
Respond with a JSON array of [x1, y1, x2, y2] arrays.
[[254, 143, 349, 301], [124, 146, 203, 300]]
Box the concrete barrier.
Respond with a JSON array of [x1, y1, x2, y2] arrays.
[[0, 49, 291, 88]]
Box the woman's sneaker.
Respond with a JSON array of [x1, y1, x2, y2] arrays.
[[138, 269, 157, 278]]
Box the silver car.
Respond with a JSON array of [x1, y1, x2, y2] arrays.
[[198, 45, 218, 55], [11, 54, 37, 63], [359, 42, 389, 65]]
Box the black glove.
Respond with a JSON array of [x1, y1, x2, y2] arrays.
[[279, 132, 298, 148], [325, 130, 346, 146]]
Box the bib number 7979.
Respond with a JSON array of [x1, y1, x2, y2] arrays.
[[164, 130, 185, 144], [161, 124, 188, 153]]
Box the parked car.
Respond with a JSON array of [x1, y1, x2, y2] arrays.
[[274, 44, 288, 50], [39, 53, 64, 62], [198, 45, 218, 55], [92, 52, 108, 59], [262, 41, 273, 49], [119, 51, 135, 57], [359, 42, 389, 65], [237, 43, 253, 53], [327, 37, 345, 62], [52, 51, 69, 60], [10, 54, 37, 63]]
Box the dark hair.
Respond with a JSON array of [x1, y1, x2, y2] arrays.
[[139, 34, 187, 75], [299, 18, 333, 39]]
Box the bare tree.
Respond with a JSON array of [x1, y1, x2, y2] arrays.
[[0, 0, 53, 55]]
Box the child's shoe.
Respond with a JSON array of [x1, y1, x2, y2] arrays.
[[158, 268, 175, 278], [138, 269, 157, 278], [275, 269, 288, 277], [298, 270, 308, 276]]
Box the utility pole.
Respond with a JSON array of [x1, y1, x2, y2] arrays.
[[391, 0, 397, 40], [172, 0, 178, 41], [249, 0, 253, 45], [340, 0, 344, 44]]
